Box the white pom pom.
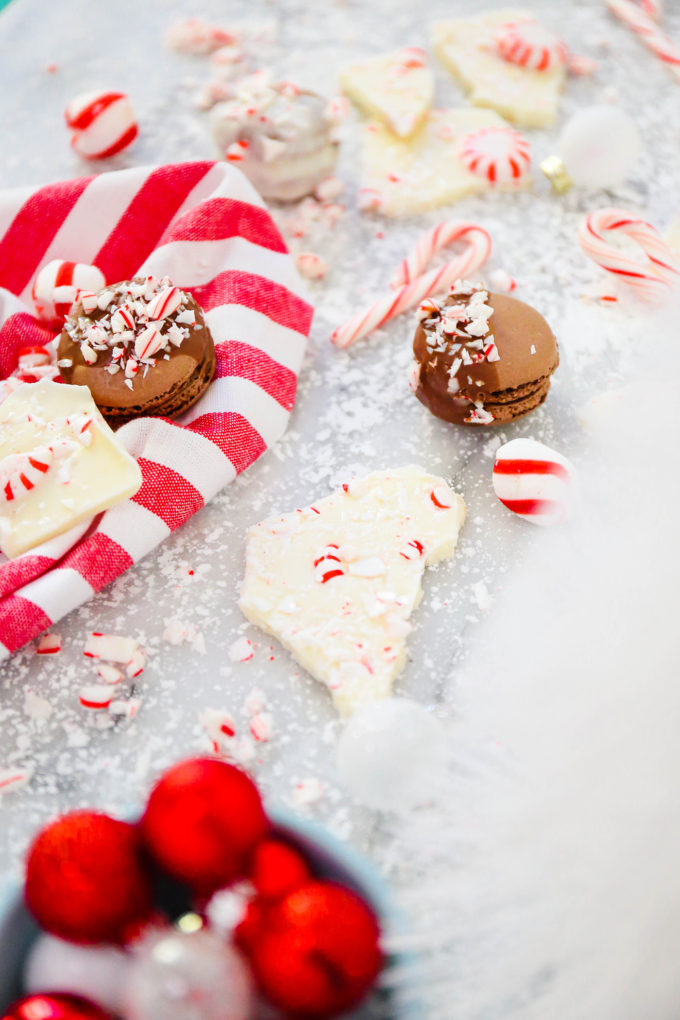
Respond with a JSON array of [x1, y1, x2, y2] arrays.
[[558, 105, 641, 190], [336, 698, 446, 812]]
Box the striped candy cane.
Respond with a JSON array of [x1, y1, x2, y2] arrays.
[[331, 222, 491, 348], [578, 207, 680, 300], [607, 0, 680, 80]]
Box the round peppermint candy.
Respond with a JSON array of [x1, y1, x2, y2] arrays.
[[65, 91, 138, 160], [492, 438, 574, 526], [495, 19, 567, 72], [32, 259, 106, 325], [458, 127, 531, 185]]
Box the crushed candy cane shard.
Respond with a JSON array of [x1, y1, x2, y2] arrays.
[[84, 632, 139, 663], [0, 381, 141, 559], [239, 467, 465, 716], [340, 47, 434, 138], [36, 633, 61, 655], [431, 10, 566, 128], [0, 767, 33, 796], [492, 437, 574, 525], [79, 684, 118, 710], [229, 636, 254, 662]]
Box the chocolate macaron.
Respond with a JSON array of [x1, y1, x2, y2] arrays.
[[412, 281, 558, 426], [57, 276, 216, 425]]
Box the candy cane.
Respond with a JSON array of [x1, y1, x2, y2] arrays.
[[578, 207, 680, 301], [607, 0, 680, 81], [331, 222, 491, 348]]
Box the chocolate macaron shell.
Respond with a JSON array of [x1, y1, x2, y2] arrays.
[[413, 289, 558, 427], [58, 282, 216, 425]]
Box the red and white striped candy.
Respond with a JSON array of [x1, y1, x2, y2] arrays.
[[314, 544, 345, 584], [495, 19, 568, 71], [64, 91, 138, 160], [332, 222, 491, 347], [607, 0, 680, 81], [79, 683, 119, 710], [83, 632, 139, 663], [32, 259, 106, 325], [492, 438, 574, 526], [458, 127, 531, 186], [578, 207, 680, 301], [36, 633, 61, 655], [135, 327, 165, 361], [126, 647, 146, 679], [146, 286, 182, 321], [0, 447, 53, 503]]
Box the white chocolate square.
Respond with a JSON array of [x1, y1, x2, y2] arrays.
[[361, 107, 526, 217], [431, 9, 565, 128], [239, 467, 465, 716], [340, 48, 434, 138], [0, 380, 142, 559]]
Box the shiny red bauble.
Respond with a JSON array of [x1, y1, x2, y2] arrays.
[[249, 881, 383, 1017], [24, 811, 153, 945], [250, 837, 310, 900], [2, 993, 114, 1020], [140, 758, 269, 895]]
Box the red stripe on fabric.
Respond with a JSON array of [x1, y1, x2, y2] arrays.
[[214, 340, 297, 411], [133, 458, 204, 531], [159, 198, 287, 253], [0, 555, 55, 600], [93, 162, 215, 284], [0, 313, 57, 378], [66, 92, 123, 130], [191, 272, 313, 334], [0, 177, 93, 296], [494, 459, 570, 482], [57, 531, 133, 592], [0, 595, 51, 653], [499, 498, 561, 515], [186, 411, 266, 475]]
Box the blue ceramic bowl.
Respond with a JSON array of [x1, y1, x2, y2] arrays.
[[0, 807, 417, 1017]]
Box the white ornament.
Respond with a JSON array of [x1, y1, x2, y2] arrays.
[[336, 697, 446, 811], [555, 105, 641, 190], [123, 928, 254, 1020], [24, 933, 129, 1014]]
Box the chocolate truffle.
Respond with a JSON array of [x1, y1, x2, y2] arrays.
[[412, 281, 558, 426], [211, 74, 340, 202], [57, 277, 216, 425]]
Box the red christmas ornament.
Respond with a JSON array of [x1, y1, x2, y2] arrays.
[[25, 811, 153, 945], [250, 838, 310, 900], [2, 993, 114, 1020], [234, 899, 268, 955], [249, 881, 383, 1017], [140, 758, 269, 894]]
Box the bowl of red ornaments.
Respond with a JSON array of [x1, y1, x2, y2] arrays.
[[0, 758, 399, 1020]]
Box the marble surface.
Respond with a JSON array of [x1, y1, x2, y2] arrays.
[[0, 0, 679, 1016]]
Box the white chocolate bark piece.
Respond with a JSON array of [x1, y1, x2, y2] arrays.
[[362, 108, 528, 217], [431, 9, 566, 128], [239, 467, 466, 716], [340, 47, 434, 138], [666, 213, 680, 256], [0, 380, 142, 559]]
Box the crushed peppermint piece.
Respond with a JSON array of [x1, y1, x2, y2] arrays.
[[36, 633, 61, 655], [83, 632, 139, 663], [0, 767, 33, 796], [229, 636, 254, 662]]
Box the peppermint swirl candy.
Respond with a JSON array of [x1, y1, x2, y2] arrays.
[[458, 127, 531, 186], [495, 19, 567, 72]]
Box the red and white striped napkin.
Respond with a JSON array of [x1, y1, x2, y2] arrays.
[[0, 160, 313, 657]]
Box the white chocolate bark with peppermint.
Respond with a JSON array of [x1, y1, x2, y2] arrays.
[[340, 47, 434, 138], [361, 107, 527, 217], [431, 9, 566, 128], [239, 467, 465, 715], [0, 380, 142, 558]]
